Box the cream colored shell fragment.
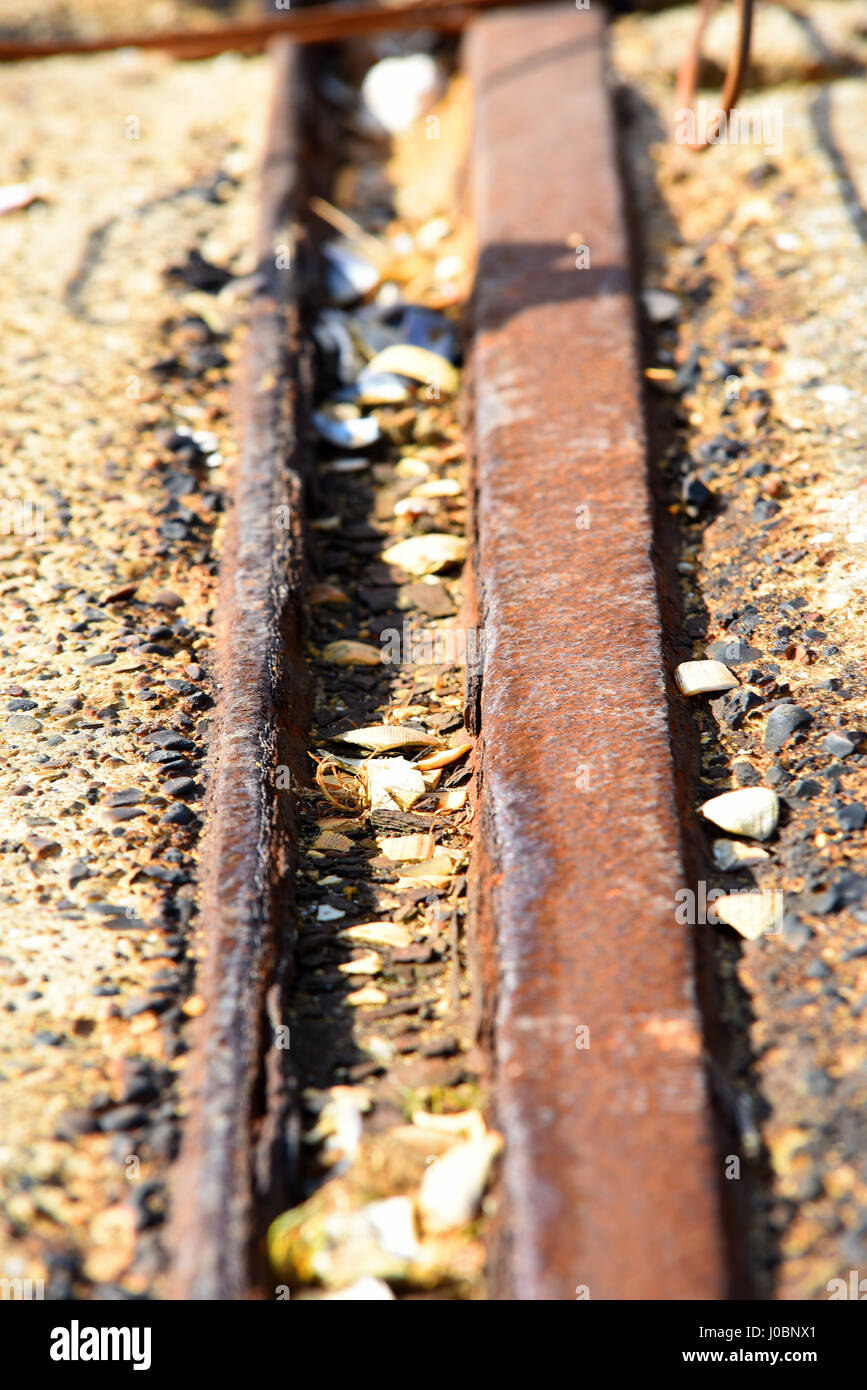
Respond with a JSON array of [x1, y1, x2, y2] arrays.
[[363, 344, 459, 395], [712, 839, 771, 870], [714, 890, 782, 940], [328, 724, 441, 752], [675, 660, 739, 695], [381, 533, 467, 575], [322, 639, 382, 666], [418, 1133, 503, 1234], [363, 756, 426, 811], [700, 787, 779, 841]]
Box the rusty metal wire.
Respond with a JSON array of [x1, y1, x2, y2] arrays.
[[675, 0, 755, 151]]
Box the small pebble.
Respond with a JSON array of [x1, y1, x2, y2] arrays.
[[822, 731, 856, 758], [6, 714, 42, 732], [764, 703, 811, 751], [835, 802, 867, 833]]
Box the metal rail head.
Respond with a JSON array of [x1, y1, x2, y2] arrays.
[[676, 0, 755, 152]]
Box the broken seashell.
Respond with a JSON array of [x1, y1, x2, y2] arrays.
[[714, 889, 782, 940], [363, 756, 426, 811], [411, 478, 462, 498], [675, 660, 739, 696], [346, 984, 389, 1007], [436, 786, 468, 810], [378, 833, 436, 861], [313, 830, 354, 853], [321, 457, 370, 474], [641, 288, 682, 324], [339, 921, 413, 949], [395, 456, 430, 479], [381, 533, 467, 576], [323, 242, 380, 306], [328, 724, 441, 752], [313, 411, 380, 449], [712, 839, 771, 871], [355, 370, 412, 406], [394, 496, 437, 518], [316, 904, 345, 922], [320, 1277, 396, 1301], [411, 1109, 486, 1141], [363, 344, 458, 396], [418, 1133, 502, 1234], [360, 53, 443, 134], [700, 787, 779, 841], [0, 179, 50, 216], [395, 854, 456, 887], [308, 582, 350, 605], [322, 640, 383, 666], [416, 741, 472, 770], [337, 951, 382, 976]]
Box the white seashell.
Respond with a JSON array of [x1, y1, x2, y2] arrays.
[[360, 54, 443, 134], [395, 456, 430, 479], [320, 1277, 396, 1301], [675, 660, 739, 696], [363, 344, 458, 395], [700, 787, 779, 841], [418, 1133, 502, 1234], [346, 984, 388, 1007], [313, 411, 380, 449], [363, 1197, 420, 1261], [356, 370, 412, 406], [321, 457, 369, 474], [641, 288, 682, 323], [316, 904, 345, 922], [712, 838, 771, 870], [363, 756, 426, 812], [713, 889, 783, 940], [382, 533, 467, 575], [394, 496, 437, 519], [323, 242, 380, 305], [338, 921, 413, 949], [328, 724, 440, 751], [411, 478, 462, 498], [0, 179, 50, 215], [395, 863, 454, 889], [337, 951, 382, 976]]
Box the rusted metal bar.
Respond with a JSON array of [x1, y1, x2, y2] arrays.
[[466, 2, 727, 1300], [165, 37, 312, 1300], [676, 0, 755, 151], [0, 0, 514, 61]]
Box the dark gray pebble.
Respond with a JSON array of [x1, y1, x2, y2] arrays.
[[836, 802, 867, 833], [764, 704, 811, 751]]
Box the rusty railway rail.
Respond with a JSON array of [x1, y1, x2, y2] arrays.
[[166, 38, 313, 1300], [160, 3, 740, 1299]]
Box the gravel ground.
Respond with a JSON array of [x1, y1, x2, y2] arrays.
[[0, 45, 266, 1297], [614, 3, 867, 1299]]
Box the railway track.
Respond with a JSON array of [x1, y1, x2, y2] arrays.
[[159, 2, 733, 1301], [5, 1, 867, 1326]]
